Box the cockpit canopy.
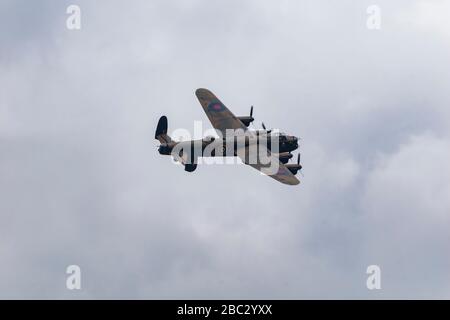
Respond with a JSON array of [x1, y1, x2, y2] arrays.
[[203, 135, 216, 142], [270, 131, 287, 136]]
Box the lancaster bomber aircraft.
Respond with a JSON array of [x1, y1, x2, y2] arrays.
[[155, 88, 302, 185]]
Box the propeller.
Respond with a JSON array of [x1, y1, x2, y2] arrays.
[[297, 153, 304, 177], [249, 106, 255, 127], [261, 122, 272, 134]]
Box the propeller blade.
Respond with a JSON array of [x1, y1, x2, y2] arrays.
[[261, 122, 272, 133], [298, 153, 303, 176], [250, 106, 253, 117]]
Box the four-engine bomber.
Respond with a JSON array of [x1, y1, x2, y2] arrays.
[[155, 88, 302, 185]]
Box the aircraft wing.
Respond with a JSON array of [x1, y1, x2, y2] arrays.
[[236, 143, 300, 186], [195, 88, 247, 137]]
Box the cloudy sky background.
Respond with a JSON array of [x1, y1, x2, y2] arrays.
[[1, 0, 449, 298]]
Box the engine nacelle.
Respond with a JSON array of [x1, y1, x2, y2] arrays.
[[285, 164, 302, 175], [237, 116, 254, 127], [278, 152, 293, 164]]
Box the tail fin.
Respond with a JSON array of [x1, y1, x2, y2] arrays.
[[155, 116, 173, 144]]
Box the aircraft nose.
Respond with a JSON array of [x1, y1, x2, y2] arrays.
[[291, 136, 299, 149]]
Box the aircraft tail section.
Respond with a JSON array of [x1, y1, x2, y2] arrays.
[[155, 116, 173, 144]]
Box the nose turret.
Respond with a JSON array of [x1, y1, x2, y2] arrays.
[[286, 135, 299, 151]]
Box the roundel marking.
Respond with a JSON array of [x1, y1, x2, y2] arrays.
[[207, 101, 225, 112]]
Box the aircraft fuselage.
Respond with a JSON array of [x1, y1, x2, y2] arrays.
[[158, 133, 299, 158]]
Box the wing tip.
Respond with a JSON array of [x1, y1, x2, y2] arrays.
[[268, 173, 300, 186], [284, 178, 300, 186], [195, 88, 211, 97]]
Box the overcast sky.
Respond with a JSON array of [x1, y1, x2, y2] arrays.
[[1, 0, 450, 299]]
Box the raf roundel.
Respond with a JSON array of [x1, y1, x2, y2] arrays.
[[207, 101, 225, 112]]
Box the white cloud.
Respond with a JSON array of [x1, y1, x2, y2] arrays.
[[359, 133, 450, 298], [398, 0, 450, 39]]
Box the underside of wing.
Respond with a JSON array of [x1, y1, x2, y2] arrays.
[[195, 88, 247, 137], [236, 143, 300, 186]]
